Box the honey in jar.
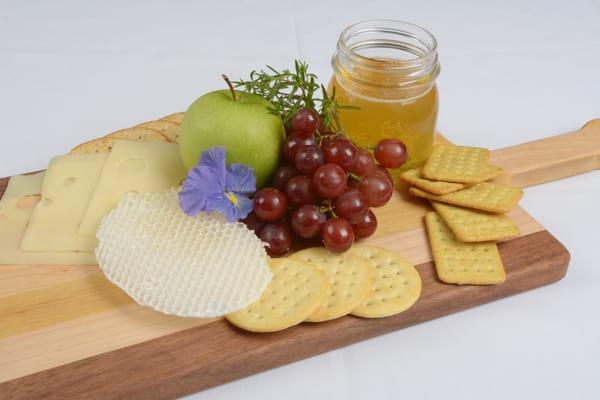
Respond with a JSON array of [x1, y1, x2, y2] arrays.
[[329, 20, 440, 174]]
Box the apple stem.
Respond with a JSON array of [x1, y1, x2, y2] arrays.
[[221, 74, 237, 102]]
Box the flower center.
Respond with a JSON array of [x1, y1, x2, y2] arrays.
[[225, 192, 239, 206]]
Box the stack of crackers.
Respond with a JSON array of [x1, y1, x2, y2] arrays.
[[70, 112, 184, 153], [401, 144, 524, 285], [226, 245, 422, 333]]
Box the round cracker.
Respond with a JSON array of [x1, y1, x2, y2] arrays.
[[226, 258, 327, 332], [291, 247, 371, 322], [349, 245, 422, 318]]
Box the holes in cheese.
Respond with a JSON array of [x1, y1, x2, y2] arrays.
[[16, 194, 41, 209], [78, 141, 186, 237], [20, 153, 107, 253], [39, 197, 53, 207], [2, 171, 45, 200], [0, 193, 96, 265]]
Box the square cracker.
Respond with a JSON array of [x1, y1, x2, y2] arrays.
[[409, 182, 523, 213], [422, 145, 490, 183], [425, 212, 506, 285], [478, 164, 503, 181], [400, 168, 467, 195], [431, 201, 520, 242]]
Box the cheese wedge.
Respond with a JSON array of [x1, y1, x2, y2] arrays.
[[20, 153, 107, 252], [78, 140, 186, 236]]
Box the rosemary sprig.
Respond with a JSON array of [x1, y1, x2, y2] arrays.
[[233, 60, 356, 131]]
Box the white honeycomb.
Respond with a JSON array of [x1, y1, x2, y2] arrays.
[[95, 190, 272, 318]]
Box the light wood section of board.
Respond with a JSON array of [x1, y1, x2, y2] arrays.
[[4, 122, 595, 386], [0, 202, 542, 383], [491, 118, 600, 187], [0, 305, 214, 382]]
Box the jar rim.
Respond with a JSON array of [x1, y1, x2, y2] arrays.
[[337, 19, 438, 70], [333, 19, 440, 90]]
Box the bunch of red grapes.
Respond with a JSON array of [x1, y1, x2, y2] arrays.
[[242, 108, 407, 256]]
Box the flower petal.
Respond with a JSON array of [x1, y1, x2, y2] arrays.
[[199, 147, 227, 186], [179, 165, 222, 216], [203, 192, 253, 222], [233, 194, 253, 219], [204, 193, 233, 219], [226, 163, 256, 194], [178, 189, 207, 216], [182, 165, 223, 195]]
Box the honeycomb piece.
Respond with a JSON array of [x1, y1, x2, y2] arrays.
[[95, 191, 271, 317]]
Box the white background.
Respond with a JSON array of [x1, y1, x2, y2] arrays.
[[1, 1, 599, 399]]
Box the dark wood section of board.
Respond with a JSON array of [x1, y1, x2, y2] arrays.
[[0, 176, 7, 198], [1, 230, 570, 400]]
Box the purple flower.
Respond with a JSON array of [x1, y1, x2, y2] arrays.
[[179, 147, 256, 222]]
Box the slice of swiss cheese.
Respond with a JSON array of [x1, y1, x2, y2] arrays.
[[0, 179, 96, 265], [20, 153, 107, 252], [2, 171, 45, 200], [78, 140, 186, 236]]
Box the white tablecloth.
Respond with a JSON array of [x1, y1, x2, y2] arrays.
[[2, 1, 599, 399]]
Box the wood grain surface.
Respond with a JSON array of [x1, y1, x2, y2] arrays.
[[3, 119, 595, 399], [0, 231, 568, 400]]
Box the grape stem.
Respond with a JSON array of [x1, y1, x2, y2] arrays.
[[348, 172, 362, 181], [319, 201, 338, 218], [221, 74, 237, 102]]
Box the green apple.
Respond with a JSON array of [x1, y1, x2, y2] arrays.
[[179, 88, 284, 189]]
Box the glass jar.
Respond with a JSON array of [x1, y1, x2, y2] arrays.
[[329, 20, 440, 173]]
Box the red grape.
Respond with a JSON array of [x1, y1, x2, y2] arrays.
[[352, 209, 377, 238], [312, 163, 347, 199], [374, 139, 408, 168], [283, 134, 315, 162], [350, 148, 376, 176], [371, 165, 393, 185], [358, 172, 394, 207], [294, 145, 324, 175], [322, 137, 357, 170], [284, 123, 294, 136], [259, 222, 293, 257], [291, 108, 321, 137], [290, 204, 326, 239], [334, 187, 368, 224], [322, 218, 354, 252], [240, 212, 265, 234], [271, 164, 299, 190], [253, 188, 288, 222], [284, 175, 319, 207]]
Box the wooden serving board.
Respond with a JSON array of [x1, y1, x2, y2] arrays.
[[1, 119, 599, 400]]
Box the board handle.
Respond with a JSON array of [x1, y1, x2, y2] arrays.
[[491, 118, 600, 188]]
